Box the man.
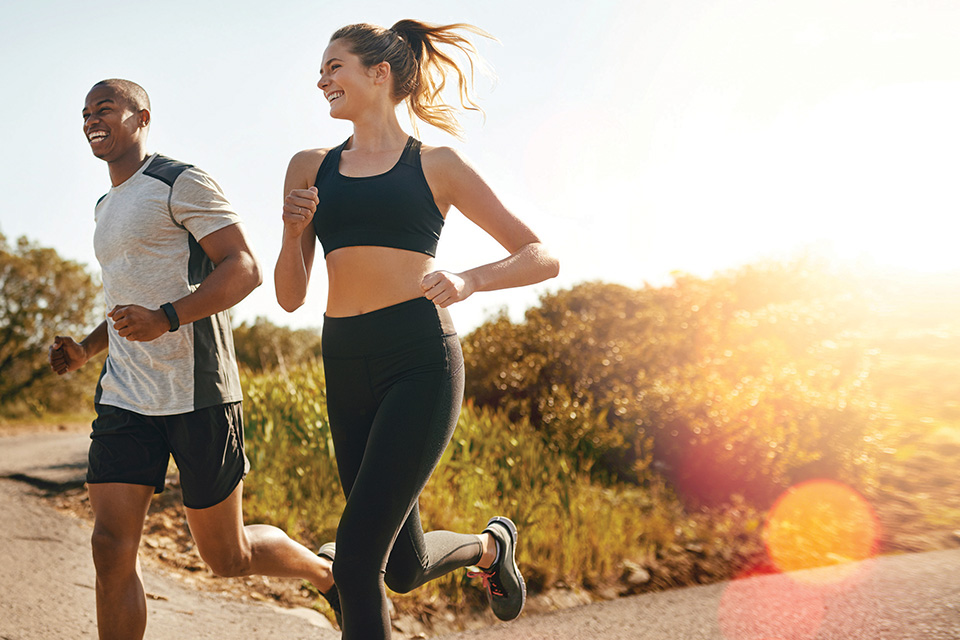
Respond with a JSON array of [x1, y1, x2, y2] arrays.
[[49, 79, 335, 639]]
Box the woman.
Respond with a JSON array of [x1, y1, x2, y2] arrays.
[[274, 19, 559, 639]]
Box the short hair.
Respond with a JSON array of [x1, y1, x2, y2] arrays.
[[91, 79, 151, 113]]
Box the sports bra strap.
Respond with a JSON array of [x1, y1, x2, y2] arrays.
[[314, 139, 349, 185], [398, 137, 420, 169]]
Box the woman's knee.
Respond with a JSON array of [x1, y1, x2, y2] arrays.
[[332, 549, 384, 596], [384, 564, 421, 594]]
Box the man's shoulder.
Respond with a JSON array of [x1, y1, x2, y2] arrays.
[[142, 154, 196, 187]]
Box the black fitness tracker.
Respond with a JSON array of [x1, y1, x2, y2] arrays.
[[160, 302, 180, 332]]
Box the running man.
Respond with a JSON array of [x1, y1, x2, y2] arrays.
[[49, 79, 334, 640]]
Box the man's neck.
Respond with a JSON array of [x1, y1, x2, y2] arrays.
[[107, 148, 151, 187]]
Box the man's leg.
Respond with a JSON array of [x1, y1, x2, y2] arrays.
[[184, 481, 333, 593], [88, 483, 155, 640]]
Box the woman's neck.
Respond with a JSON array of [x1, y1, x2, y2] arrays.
[[348, 110, 410, 152]]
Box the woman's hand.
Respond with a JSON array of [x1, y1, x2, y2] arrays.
[[421, 270, 475, 308], [282, 186, 320, 238]]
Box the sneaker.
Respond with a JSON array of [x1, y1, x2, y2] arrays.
[[316, 542, 342, 628], [468, 516, 526, 621]]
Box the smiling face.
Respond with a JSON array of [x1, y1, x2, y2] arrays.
[[317, 38, 389, 120], [82, 84, 148, 163]]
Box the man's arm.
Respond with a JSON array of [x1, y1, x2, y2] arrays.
[[108, 223, 262, 342], [49, 320, 109, 375]]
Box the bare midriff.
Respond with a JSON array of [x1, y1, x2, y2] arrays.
[[324, 245, 436, 317]]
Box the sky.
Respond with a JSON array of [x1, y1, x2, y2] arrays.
[[2, 0, 959, 334]]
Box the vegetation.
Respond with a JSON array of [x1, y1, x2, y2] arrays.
[[238, 256, 960, 622], [462, 257, 883, 505], [4, 233, 957, 626], [0, 233, 102, 418], [233, 317, 322, 373]]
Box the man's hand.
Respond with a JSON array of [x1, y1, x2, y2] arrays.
[[108, 304, 169, 342], [49, 336, 89, 375]]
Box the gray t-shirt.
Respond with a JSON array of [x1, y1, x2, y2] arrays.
[[93, 153, 243, 415]]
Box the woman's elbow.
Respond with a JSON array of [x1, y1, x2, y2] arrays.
[[546, 254, 560, 279], [535, 244, 560, 280]]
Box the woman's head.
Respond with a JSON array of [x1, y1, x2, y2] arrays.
[[323, 20, 494, 138]]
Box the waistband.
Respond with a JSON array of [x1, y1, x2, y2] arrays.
[[321, 297, 456, 358]]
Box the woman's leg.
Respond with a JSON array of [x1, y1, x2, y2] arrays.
[[328, 336, 483, 639]]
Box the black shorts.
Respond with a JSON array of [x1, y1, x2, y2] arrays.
[[87, 402, 249, 509]]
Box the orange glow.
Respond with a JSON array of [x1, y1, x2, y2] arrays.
[[763, 479, 880, 583]]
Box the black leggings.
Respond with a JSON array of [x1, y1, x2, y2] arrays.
[[321, 298, 483, 640]]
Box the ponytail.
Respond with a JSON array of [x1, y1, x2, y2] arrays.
[[330, 20, 495, 138]]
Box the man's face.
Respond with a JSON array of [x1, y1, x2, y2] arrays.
[[82, 85, 145, 162]]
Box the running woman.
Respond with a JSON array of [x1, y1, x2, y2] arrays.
[[274, 19, 559, 640], [50, 79, 334, 640]]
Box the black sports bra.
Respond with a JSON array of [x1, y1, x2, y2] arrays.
[[313, 136, 445, 258]]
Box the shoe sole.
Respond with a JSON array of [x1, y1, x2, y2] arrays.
[[316, 543, 341, 627], [486, 516, 527, 621]]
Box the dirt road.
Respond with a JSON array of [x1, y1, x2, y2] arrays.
[[2, 431, 959, 639], [0, 431, 335, 640]]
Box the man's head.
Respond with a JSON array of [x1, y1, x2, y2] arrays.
[[82, 79, 151, 162]]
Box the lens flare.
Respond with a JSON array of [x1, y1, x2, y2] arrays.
[[764, 479, 880, 584]]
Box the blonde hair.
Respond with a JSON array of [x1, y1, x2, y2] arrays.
[[330, 19, 495, 138]]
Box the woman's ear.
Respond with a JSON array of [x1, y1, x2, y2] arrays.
[[373, 61, 391, 85]]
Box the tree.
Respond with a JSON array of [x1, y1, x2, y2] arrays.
[[232, 317, 323, 373], [0, 233, 101, 414]]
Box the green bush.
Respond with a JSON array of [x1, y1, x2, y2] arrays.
[[462, 258, 883, 506]]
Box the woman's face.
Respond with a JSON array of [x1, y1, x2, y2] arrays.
[[318, 39, 383, 120]]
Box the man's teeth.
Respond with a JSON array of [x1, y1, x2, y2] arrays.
[[88, 132, 107, 142]]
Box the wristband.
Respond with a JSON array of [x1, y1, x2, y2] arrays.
[[160, 303, 180, 332]]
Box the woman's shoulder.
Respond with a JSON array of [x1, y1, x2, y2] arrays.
[[285, 147, 335, 184], [289, 147, 332, 168], [420, 144, 474, 176]]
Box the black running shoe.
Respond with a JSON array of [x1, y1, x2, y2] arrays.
[[316, 543, 342, 628], [468, 516, 526, 621]]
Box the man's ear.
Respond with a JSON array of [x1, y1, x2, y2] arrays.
[[138, 108, 151, 128]]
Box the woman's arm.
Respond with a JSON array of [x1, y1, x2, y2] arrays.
[[420, 147, 560, 307], [275, 150, 324, 312]]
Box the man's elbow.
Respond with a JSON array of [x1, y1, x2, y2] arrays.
[[243, 252, 264, 294], [278, 296, 304, 313]]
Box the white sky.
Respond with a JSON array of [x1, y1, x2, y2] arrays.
[[2, 0, 959, 333]]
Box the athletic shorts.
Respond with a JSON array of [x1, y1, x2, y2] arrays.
[[87, 402, 249, 509]]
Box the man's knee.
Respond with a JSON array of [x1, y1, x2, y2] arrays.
[[90, 526, 139, 579], [196, 543, 251, 578]]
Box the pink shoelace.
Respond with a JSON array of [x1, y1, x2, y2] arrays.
[[467, 569, 504, 596]]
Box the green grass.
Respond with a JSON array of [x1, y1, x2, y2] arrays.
[[238, 364, 768, 619]]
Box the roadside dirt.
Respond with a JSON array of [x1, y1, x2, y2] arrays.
[[9, 419, 960, 638], [42, 433, 960, 638]]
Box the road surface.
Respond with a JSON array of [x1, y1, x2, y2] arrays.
[[2, 431, 958, 639]]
